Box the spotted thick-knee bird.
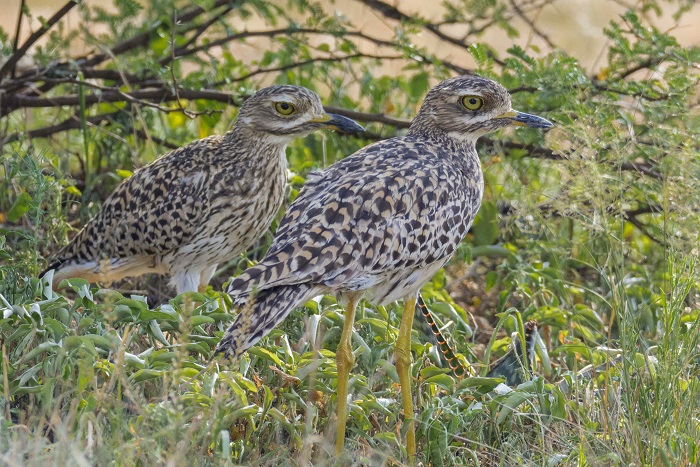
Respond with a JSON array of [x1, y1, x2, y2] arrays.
[[42, 85, 363, 294], [216, 75, 552, 459]]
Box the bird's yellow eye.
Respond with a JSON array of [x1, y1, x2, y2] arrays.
[[275, 102, 296, 116], [461, 95, 484, 111]]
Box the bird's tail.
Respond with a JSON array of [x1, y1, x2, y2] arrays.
[[40, 258, 68, 280], [40, 254, 76, 289], [41, 253, 157, 289], [215, 283, 319, 358]]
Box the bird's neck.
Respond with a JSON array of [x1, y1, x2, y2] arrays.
[[219, 128, 289, 179], [409, 127, 478, 158], [225, 126, 291, 155], [408, 116, 478, 146]]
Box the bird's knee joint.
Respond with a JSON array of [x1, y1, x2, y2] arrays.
[[394, 348, 412, 372], [336, 342, 355, 371]]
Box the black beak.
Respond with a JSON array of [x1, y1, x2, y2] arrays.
[[496, 110, 553, 129], [310, 113, 365, 133]]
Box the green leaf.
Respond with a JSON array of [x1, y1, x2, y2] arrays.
[[408, 72, 429, 99], [132, 369, 164, 382], [469, 43, 489, 69], [424, 373, 455, 390], [357, 398, 393, 416], [356, 317, 390, 335], [63, 336, 97, 354], [65, 185, 82, 196], [455, 376, 504, 392], [549, 343, 592, 360], [185, 342, 211, 356], [496, 390, 536, 425], [123, 352, 146, 368], [189, 315, 215, 327], [486, 271, 499, 292], [248, 346, 283, 366], [226, 404, 260, 422], [84, 334, 114, 351], [115, 297, 149, 311], [7, 192, 32, 222], [472, 201, 499, 246], [420, 366, 450, 380], [151, 351, 177, 363], [141, 310, 179, 322], [149, 320, 170, 345]]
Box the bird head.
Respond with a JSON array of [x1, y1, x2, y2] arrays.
[[409, 75, 552, 141], [235, 85, 364, 141]]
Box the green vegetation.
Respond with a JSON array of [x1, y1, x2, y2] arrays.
[[1, 0, 699, 464]]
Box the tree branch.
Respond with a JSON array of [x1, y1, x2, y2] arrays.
[[169, 26, 473, 75], [10, 0, 27, 79], [508, 0, 556, 50], [0, 0, 78, 81], [0, 88, 239, 116], [323, 105, 411, 128], [356, 0, 505, 66], [227, 53, 403, 84]]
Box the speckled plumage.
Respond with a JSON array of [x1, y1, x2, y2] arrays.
[[44, 85, 363, 294], [217, 75, 553, 356]]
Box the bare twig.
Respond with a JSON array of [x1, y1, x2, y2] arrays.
[[614, 58, 664, 80], [356, 0, 506, 66], [509, 0, 556, 50], [169, 11, 194, 119], [626, 215, 665, 245], [0, 0, 78, 81], [133, 129, 179, 150], [11, 112, 120, 142], [174, 3, 236, 53], [348, 126, 664, 181], [593, 83, 670, 101], [3, 111, 178, 151], [10, 0, 27, 79], [323, 105, 411, 128]]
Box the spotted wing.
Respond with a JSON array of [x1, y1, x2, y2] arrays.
[[58, 136, 223, 264], [227, 138, 481, 298]]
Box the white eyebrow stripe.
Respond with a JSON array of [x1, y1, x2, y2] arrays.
[[271, 94, 295, 102]]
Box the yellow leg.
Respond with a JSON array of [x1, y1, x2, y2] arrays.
[[396, 295, 416, 463], [335, 294, 358, 457]]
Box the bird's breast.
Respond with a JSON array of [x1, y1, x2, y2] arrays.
[[197, 151, 288, 263]]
